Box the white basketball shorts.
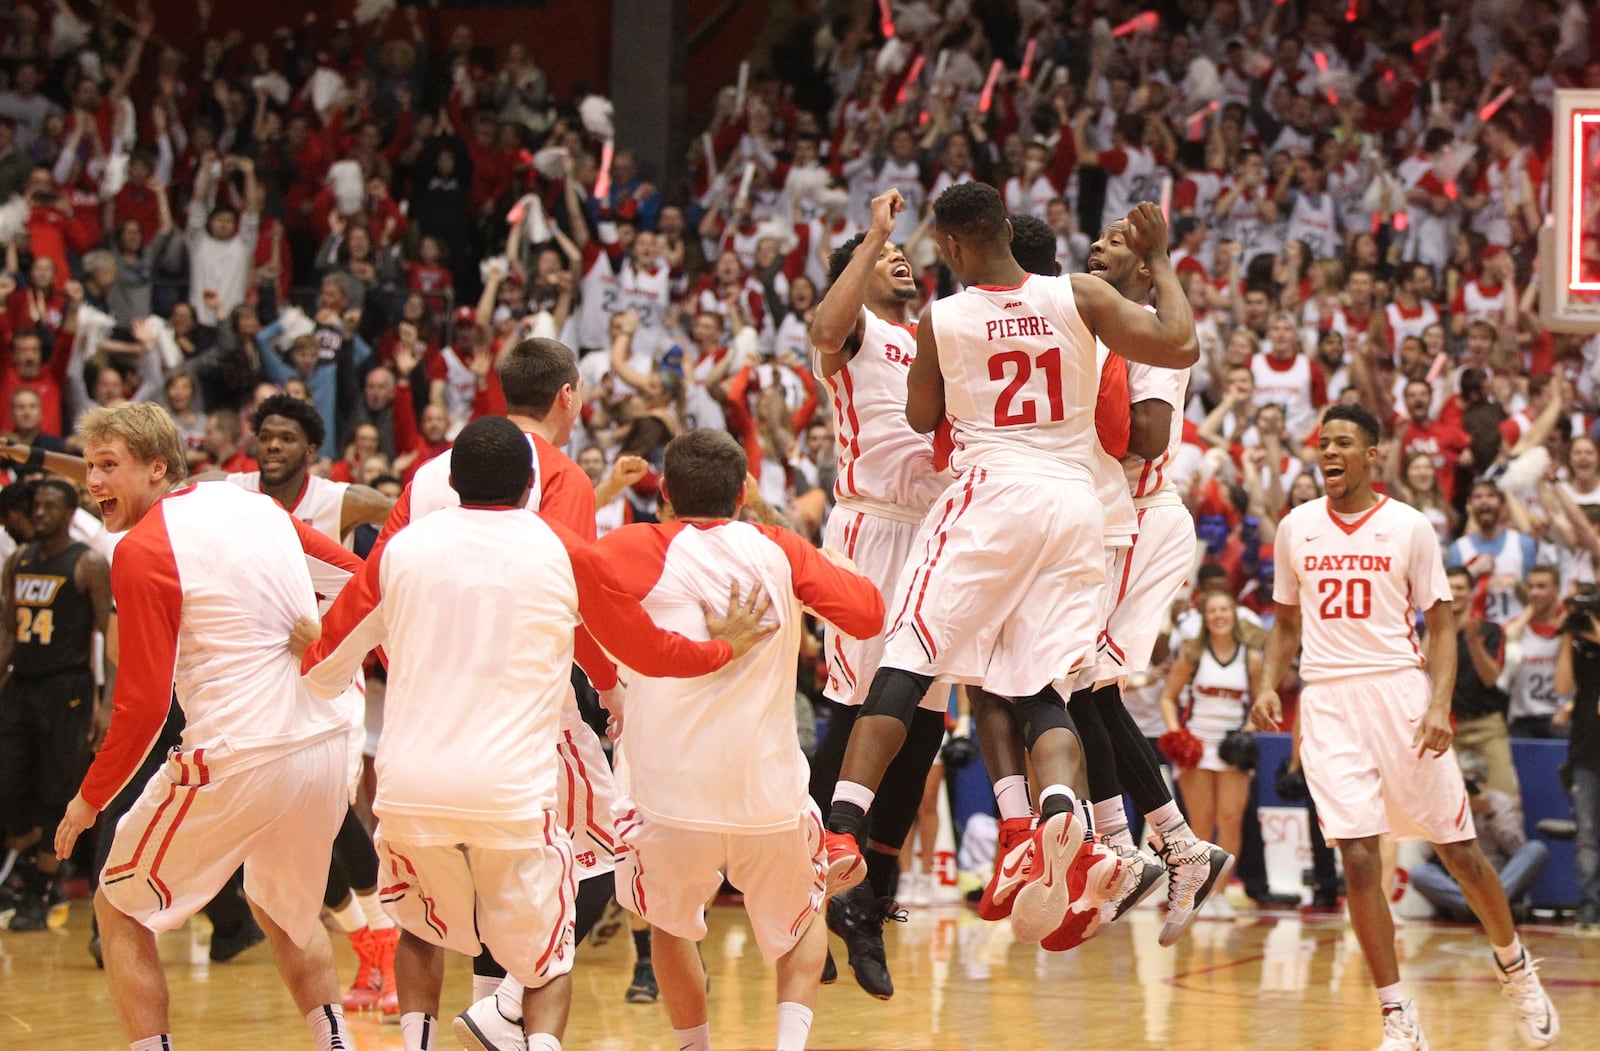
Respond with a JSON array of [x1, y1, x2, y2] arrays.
[[822, 506, 946, 710], [880, 470, 1104, 698], [100, 732, 346, 947], [375, 811, 576, 989], [1299, 667, 1475, 844], [557, 724, 619, 879], [1100, 503, 1196, 680], [613, 800, 826, 964]]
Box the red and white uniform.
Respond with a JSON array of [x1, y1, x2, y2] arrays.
[[1181, 642, 1251, 772], [88, 483, 362, 946], [1385, 299, 1440, 361], [1082, 338, 1137, 686], [1396, 153, 1455, 272], [600, 519, 883, 961], [882, 275, 1105, 696], [377, 430, 625, 879], [817, 309, 949, 707], [1451, 277, 1507, 326], [1472, 150, 1544, 247], [1097, 145, 1161, 232], [1283, 191, 1342, 261], [1274, 495, 1470, 843], [1506, 620, 1563, 725], [1217, 182, 1280, 264], [619, 258, 672, 334], [305, 505, 733, 983], [1250, 352, 1326, 444], [1102, 363, 1197, 678], [227, 470, 364, 794], [576, 242, 622, 350]]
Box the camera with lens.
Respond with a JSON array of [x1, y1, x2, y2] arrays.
[[1560, 587, 1600, 636]]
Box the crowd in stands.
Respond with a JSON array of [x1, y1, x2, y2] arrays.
[[1, 0, 1599, 921]]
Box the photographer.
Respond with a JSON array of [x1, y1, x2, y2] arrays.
[[1409, 752, 1548, 922], [1553, 587, 1600, 934]]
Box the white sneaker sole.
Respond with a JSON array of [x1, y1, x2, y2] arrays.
[[1009, 812, 1084, 944], [824, 853, 866, 897]]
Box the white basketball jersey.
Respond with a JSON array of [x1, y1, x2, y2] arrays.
[[818, 309, 948, 520], [1250, 353, 1319, 442], [929, 274, 1099, 485], [619, 258, 672, 333], [1123, 362, 1191, 508], [1385, 300, 1440, 359], [1285, 192, 1341, 261], [228, 472, 348, 544], [1508, 621, 1562, 721], [408, 434, 545, 521]]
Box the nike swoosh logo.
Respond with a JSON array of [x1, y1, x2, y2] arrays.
[[1305, 535, 1321, 542]]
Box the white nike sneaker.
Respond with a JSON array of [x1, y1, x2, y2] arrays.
[[1098, 842, 1164, 926], [1376, 999, 1429, 1051], [454, 995, 527, 1051], [1151, 833, 1235, 947], [1496, 950, 1560, 1048]]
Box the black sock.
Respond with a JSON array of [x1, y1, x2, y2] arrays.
[[865, 848, 899, 901], [828, 801, 865, 837], [1040, 792, 1074, 820], [632, 926, 652, 963]]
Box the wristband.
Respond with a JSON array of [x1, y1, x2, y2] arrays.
[[25, 447, 45, 472]]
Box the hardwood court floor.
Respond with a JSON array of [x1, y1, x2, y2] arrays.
[[2, 897, 1596, 1050]]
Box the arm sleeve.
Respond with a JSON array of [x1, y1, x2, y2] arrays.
[[536, 444, 599, 541], [560, 523, 733, 678], [392, 379, 420, 455], [763, 525, 885, 639], [78, 526, 183, 810], [301, 542, 387, 699]]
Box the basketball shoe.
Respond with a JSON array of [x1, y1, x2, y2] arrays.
[[1495, 948, 1559, 1048], [1377, 1000, 1429, 1051], [455, 995, 527, 1051], [1010, 808, 1116, 944], [977, 816, 1036, 921], [1098, 841, 1165, 927], [1151, 831, 1234, 947], [827, 883, 904, 1000], [1039, 837, 1124, 953], [822, 829, 866, 896], [342, 929, 383, 1011], [374, 926, 400, 1015]]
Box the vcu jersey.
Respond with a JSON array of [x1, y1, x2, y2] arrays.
[[11, 541, 94, 678]]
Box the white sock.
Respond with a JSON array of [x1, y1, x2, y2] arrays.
[[1093, 798, 1129, 841], [527, 1036, 562, 1051], [672, 1023, 711, 1051], [776, 1002, 814, 1051], [1376, 981, 1407, 1009], [356, 890, 395, 931], [130, 1037, 172, 1051], [400, 1012, 436, 1051], [306, 1004, 350, 1051], [329, 897, 365, 934], [471, 974, 500, 1002], [1149, 801, 1194, 846], [831, 780, 875, 814], [496, 975, 527, 1024], [994, 775, 1032, 820], [1493, 937, 1524, 968]]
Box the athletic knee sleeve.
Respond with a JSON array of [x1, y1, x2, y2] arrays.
[[573, 871, 616, 946], [1067, 688, 1123, 802], [858, 668, 933, 728], [866, 707, 947, 848], [1091, 684, 1172, 814], [1013, 686, 1076, 750]]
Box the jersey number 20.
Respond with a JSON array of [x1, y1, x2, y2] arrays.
[[990, 348, 1064, 427], [1317, 577, 1371, 620]]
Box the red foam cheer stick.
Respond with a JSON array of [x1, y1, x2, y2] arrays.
[[1112, 11, 1159, 38], [878, 0, 895, 39], [978, 59, 1003, 113]]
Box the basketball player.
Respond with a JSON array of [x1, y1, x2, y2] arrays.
[[1252, 403, 1558, 1050], [0, 479, 111, 930], [302, 417, 769, 1051], [226, 393, 402, 1012], [823, 186, 1198, 949], [54, 402, 366, 1051], [806, 188, 951, 998], [975, 216, 1230, 948], [599, 429, 885, 1051], [374, 339, 635, 1042]]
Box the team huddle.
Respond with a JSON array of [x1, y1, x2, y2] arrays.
[[40, 182, 1563, 1051]]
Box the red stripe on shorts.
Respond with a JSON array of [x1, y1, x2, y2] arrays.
[[104, 781, 181, 879], [535, 812, 576, 974], [145, 785, 201, 910], [909, 469, 982, 660], [563, 732, 616, 850], [388, 848, 448, 938]]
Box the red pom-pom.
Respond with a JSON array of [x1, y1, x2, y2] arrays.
[[1159, 729, 1204, 770]]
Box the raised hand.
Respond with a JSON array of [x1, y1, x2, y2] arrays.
[[1123, 201, 1170, 263], [870, 188, 906, 236]]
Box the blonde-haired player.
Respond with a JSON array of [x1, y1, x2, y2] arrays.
[[1253, 402, 1558, 1050]]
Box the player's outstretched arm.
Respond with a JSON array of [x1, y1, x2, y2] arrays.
[[0, 441, 89, 484], [1252, 602, 1302, 732], [764, 526, 886, 641], [1128, 399, 1174, 461], [1416, 600, 1458, 758], [341, 483, 397, 538], [906, 313, 946, 434], [811, 189, 904, 376], [1072, 202, 1198, 370], [302, 549, 388, 700]]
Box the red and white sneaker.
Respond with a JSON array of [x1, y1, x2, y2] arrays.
[[977, 817, 1036, 921], [1009, 810, 1088, 943], [372, 925, 400, 1016], [341, 928, 381, 1011], [822, 830, 866, 896], [1040, 840, 1124, 953]]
